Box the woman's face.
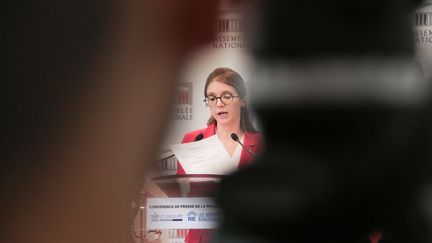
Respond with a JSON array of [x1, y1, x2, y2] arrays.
[[206, 79, 245, 128]]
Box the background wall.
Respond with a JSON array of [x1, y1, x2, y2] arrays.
[[160, 4, 253, 151], [160, 0, 432, 153]]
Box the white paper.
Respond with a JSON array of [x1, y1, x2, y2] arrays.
[[170, 135, 236, 175]]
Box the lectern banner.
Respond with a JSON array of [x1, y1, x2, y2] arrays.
[[146, 197, 219, 229]]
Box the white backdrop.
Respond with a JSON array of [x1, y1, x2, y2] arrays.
[[161, 7, 254, 150]]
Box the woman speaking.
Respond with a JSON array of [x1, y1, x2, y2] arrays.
[[176, 67, 263, 243], [177, 67, 263, 175]]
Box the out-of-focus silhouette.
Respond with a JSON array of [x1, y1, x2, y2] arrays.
[[215, 0, 432, 242], [0, 1, 218, 242]]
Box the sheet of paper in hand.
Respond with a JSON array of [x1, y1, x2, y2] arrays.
[[170, 135, 236, 175]]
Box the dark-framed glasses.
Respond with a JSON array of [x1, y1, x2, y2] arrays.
[[203, 93, 239, 106]]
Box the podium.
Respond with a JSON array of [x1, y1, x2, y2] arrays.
[[132, 174, 223, 243]]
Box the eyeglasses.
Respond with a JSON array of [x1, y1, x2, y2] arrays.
[[203, 93, 239, 106]]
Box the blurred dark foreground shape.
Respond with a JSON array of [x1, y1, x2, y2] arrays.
[[0, 0, 218, 242], [214, 0, 432, 242]]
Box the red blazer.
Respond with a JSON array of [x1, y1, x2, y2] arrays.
[[176, 122, 263, 175]]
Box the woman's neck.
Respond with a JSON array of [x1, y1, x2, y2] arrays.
[[216, 123, 243, 141]]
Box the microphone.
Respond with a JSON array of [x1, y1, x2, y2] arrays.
[[159, 134, 204, 161], [194, 133, 204, 141], [231, 133, 258, 158]]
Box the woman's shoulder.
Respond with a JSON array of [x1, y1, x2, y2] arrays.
[[244, 131, 263, 143], [182, 124, 216, 143], [245, 130, 262, 138]]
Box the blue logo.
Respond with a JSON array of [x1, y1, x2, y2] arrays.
[[198, 212, 218, 222], [187, 211, 197, 221]]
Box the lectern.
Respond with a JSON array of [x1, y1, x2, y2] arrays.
[[132, 174, 223, 243]]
